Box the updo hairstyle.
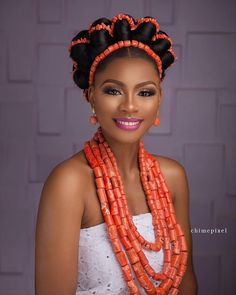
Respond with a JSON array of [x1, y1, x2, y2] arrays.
[[69, 14, 176, 98]]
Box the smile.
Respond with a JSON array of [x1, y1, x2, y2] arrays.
[[113, 118, 143, 131]]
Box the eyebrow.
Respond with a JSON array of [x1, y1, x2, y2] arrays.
[[99, 79, 158, 88]]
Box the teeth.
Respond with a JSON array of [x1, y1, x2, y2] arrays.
[[116, 120, 140, 126]]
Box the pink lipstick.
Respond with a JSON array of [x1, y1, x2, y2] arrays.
[[113, 118, 143, 131]]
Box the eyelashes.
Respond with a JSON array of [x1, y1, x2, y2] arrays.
[[102, 86, 156, 97], [102, 87, 121, 96], [139, 90, 156, 97]]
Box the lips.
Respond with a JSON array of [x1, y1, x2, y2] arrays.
[[113, 118, 143, 131]]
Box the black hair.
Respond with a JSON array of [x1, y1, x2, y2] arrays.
[[69, 14, 175, 91]]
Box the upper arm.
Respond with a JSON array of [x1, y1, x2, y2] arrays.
[[35, 160, 85, 295], [167, 161, 198, 293]]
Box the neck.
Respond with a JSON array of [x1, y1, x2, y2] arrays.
[[99, 127, 141, 179]]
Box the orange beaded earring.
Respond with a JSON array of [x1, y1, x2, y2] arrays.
[[89, 107, 98, 124], [153, 117, 161, 126]]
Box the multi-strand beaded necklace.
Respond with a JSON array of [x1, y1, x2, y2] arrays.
[[84, 127, 188, 295]]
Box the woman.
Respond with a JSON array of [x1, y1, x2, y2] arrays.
[[35, 14, 198, 294]]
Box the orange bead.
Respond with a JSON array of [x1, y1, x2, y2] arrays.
[[166, 216, 174, 229], [172, 241, 181, 255], [163, 262, 171, 274], [117, 224, 127, 237], [171, 254, 181, 269], [138, 250, 149, 266], [106, 189, 116, 202], [110, 201, 119, 215], [119, 207, 126, 218], [97, 188, 108, 203], [95, 177, 105, 188], [149, 242, 162, 251], [108, 225, 118, 239], [104, 176, 112, 189], [113, 187, 122, 199], [180, 252, 188, 265], [127, 279, 140, 294], [166, 267, 177, 280], [133, 261, 145, 277], [113, 214, 122, 225], [175, 223, 184, 237], [154, 273, 166, 281], [93, 166, 103, 177], [137, 274, 156, 293], [179, 236, 188, 252], [155, 287, 166, 295], [104, 214, 114, 226], [127, 248, 140, 264], [164, 249, 171, 262], [169, 287, 179, 295], [130, 238, 141, 252], [161, 182, 169, 193], [178, 264, 187, 277], [121, 264, 133, 281], [112, 238, 122, 253], [116, 251, 128, 266], [172, 275, 182, 288], [159, 278, 173, 291], [170, 213, 177, 226], [170, 229, 177, 241], [121, 236, 132, 249]]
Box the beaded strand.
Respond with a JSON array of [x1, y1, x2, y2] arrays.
[[83, 127, 188, 294]]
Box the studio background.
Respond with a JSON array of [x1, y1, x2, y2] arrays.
[[0, 0, 236, 294]]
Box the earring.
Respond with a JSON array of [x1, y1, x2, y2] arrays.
[[89, 107, 98, 125], [153, 117, 161, 126]]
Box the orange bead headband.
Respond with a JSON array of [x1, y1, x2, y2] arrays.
[[89, 40, 164, 86]]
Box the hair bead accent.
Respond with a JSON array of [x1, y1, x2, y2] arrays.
[[88, 40, 163, 86], [68, 38, 89, 53], [168, 47, 177, 61], [152, 33, 172, 43], [89, 23, 112, 35], [136, 17, 160, 32]]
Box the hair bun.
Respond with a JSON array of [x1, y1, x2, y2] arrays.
[[111, 14, 135, 41], [69, 30, 89, 72]]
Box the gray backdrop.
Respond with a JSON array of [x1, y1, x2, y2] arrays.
[[0, 0, 236, 294]]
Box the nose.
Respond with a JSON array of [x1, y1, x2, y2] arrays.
[[118, 92, 139, 114]]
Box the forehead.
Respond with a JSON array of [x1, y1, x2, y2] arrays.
[[94, 57, 160, 86]]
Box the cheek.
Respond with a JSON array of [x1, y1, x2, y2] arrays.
[[141, 98, 159, 116], [94, 97, 116, 119]]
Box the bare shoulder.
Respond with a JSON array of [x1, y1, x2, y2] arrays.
[[152, 154, 189, 203], [38, 150, 92, 226], [35, 150, 91, 294], [41, 150, 90, 199]]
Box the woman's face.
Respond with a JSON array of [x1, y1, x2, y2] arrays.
[[88, 57, 162, 144]]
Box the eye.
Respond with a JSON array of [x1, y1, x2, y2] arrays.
[[103, 87, 122, 96], [138, 89, 156, 97]]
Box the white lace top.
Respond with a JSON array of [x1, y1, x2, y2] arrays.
[[76, 212, 164, 294]]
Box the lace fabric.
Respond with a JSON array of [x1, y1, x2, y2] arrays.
[[77, 212, 164, 294]]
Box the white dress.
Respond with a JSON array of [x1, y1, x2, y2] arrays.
[[76, 212, 164, 294]]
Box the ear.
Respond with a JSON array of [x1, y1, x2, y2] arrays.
[[87, 85, 95, 107]]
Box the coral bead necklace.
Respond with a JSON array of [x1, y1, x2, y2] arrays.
[[83, 127, 188, 295]]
